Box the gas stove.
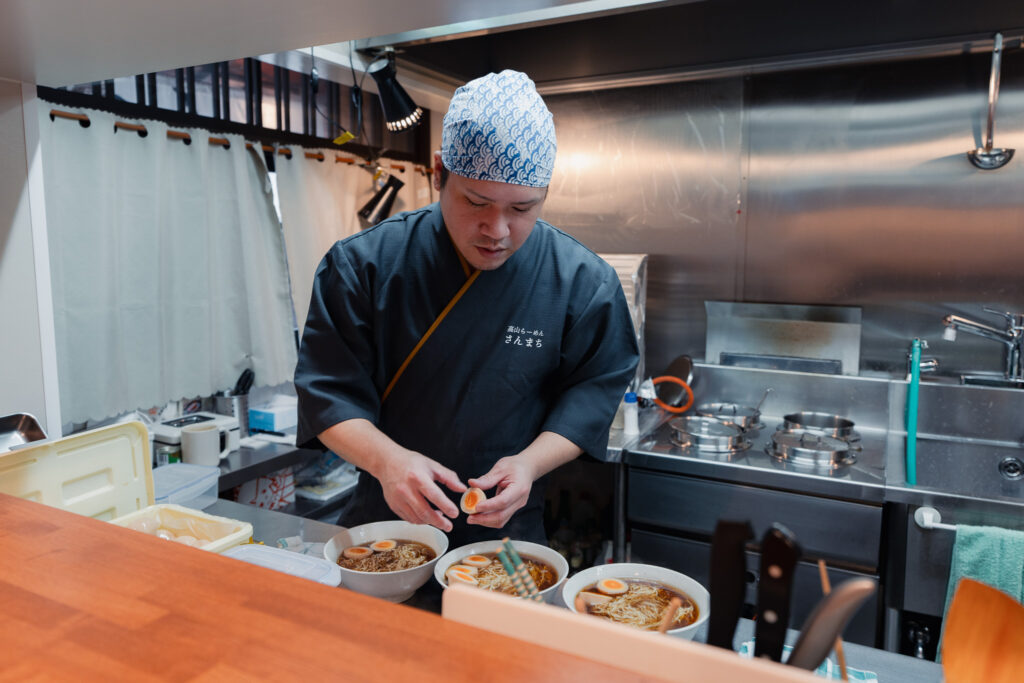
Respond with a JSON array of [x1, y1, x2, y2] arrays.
[[633, 411, 888, 490]]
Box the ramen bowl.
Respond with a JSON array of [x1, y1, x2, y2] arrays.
[[434, 539, 569, 603], [562, 563, 710, 638], [324, 521, 448, 602]]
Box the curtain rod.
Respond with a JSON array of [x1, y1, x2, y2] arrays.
[[50, 108, 425, 173]]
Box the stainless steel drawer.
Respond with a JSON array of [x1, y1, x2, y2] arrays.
[[628, 468, 882, 569], [631, 528, 880, 646]]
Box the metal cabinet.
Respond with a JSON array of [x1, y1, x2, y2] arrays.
[[626, 467, 885, 646], [631, 529, 880, 645], [628, 468, 884, 569]]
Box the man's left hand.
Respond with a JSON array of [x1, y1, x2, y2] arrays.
[[465, 456, 536, 529]]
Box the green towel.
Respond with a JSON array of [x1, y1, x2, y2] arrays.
[[939, 523, 1024, 660]]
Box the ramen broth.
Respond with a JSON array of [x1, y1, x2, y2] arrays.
[[337, 540, 436, 572], [580, 580, 698, 630], [447, 553, 556, 594]]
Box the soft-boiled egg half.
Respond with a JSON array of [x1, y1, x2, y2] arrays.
[[595, 578, 629, 595], [461, 554, 492, 568], [370, 539, 397, 552], [343, 546, 373, 560], [460, 487, 486, 514], [446, 563, 479, 576], [447, 571, 479, 587]]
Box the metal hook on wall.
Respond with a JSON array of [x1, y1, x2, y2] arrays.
[[967, 33, 1015, 170]]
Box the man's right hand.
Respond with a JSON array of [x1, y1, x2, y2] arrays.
[[318, 419, 466, 533], [377, 449, 466, 532]]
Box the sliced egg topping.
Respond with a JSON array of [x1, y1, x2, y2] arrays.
[[343, 546, 374, 560], [447, 571, 479, 587], [595, 578, 628, 595], [447, 563, 479, 576], [577, 590, 613, 607], [462, 555, 492, 568], [460, 487, 486, 514], [369, 539, 398, 552]]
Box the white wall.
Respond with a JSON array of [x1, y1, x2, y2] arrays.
[[0, 79, 59, 436]]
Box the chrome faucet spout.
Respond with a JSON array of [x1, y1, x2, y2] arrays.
[[942, 315, 1015, 345], [942, 310, 1023, 380]]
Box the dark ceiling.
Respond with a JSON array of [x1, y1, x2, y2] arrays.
[[393, 0, 1024, 86]]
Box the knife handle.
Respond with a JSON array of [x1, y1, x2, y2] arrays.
[[754, 524, 802, 661], [707, 520, 754, 649]]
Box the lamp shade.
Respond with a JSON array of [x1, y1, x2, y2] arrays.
[[367, 56, 423, 132], [358, 173, 405, 227]]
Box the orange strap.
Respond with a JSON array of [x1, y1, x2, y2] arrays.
[[651, 375, 694, 414], [381, 270, 481, 402]]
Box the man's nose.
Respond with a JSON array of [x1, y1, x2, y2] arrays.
[[479, 208, 510, 241]]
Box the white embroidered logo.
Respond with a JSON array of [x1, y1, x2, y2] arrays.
[[504, 325, 544, 349]]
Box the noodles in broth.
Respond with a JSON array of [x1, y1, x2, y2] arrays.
[[584, 581, 698, 631], [446, 553, 556, 595], [337, 540, 435, 572]]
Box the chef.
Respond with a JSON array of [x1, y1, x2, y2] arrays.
[[294, 70, 638, 546]]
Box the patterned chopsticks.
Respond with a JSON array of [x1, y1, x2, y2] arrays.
[[498, 537, 543, 602]]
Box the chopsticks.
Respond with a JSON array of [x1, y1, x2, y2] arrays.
[[818, 559, 849, 682], [498, 538, 543, 602]]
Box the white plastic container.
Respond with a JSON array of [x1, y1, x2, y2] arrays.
[[111, 503, 252, 553], [153, 463, 220, 509], [0, 422, 251, 553], [224, 544, 342, 587]]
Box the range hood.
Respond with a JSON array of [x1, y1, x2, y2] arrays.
[[358, 0, 1024, 93]]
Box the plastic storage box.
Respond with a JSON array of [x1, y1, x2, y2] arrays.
[[153, 462, 220, 509], [0, 421, 251, 553], [110, 503, 251, 553], [248, 404, 297, 432], [223, 544, 342, 586]]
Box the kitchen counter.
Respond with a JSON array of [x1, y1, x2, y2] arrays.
[[0, 493, 647, 682]]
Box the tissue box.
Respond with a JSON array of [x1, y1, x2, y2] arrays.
[[248, 404, 297, 432]]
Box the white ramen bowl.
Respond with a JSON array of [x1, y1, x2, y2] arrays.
[[324, 521, 448, 603], [434, 539, 569, 603], [561, 563, 710, 639]]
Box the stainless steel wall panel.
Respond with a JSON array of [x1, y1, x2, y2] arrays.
[[744, 53, 1024, 307], [541, 80, 746, 374], [535, 51, 1024, 379]]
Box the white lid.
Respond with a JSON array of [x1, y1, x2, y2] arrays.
[[223, 544, 342, 586], [153, 463, 220, 504], [0, 422, 153, 520]]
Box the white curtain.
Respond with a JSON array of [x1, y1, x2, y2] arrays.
[[40, 107, 297, 425], [275, 149, 434, 333]]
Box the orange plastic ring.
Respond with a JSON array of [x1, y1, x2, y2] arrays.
[[651, 375, 694, 414]]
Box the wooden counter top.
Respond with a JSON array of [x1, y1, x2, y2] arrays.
[[0, 494, 649, 681]]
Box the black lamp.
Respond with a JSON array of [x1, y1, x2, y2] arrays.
[[358, 171, 405, 227], [366, 50, 423, 132]]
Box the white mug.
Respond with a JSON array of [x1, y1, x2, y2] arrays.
[[181, 423, 228, 466]]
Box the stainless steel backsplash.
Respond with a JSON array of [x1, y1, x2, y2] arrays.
[[541, 51, 1024, 379]]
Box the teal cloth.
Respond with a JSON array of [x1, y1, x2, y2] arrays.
[[938, 523, 1024, 660], [943, 524, 1024, 613]]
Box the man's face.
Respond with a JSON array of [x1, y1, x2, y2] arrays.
[[433, 152, 548, 271]]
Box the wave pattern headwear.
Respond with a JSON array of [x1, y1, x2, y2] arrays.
[[442, 70, 556, 188]]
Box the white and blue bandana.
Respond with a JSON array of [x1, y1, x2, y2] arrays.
[[441, 70, 556, 188]]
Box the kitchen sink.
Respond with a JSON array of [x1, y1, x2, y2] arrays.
[[914, 437, 1024, 501], [960, 375, 1024, 389]]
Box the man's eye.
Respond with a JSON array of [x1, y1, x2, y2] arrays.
[[467, 198, 486, 208], [512, 206, 529, 213]]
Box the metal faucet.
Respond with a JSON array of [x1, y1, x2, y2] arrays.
[[942, 307, 1024, 380]]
